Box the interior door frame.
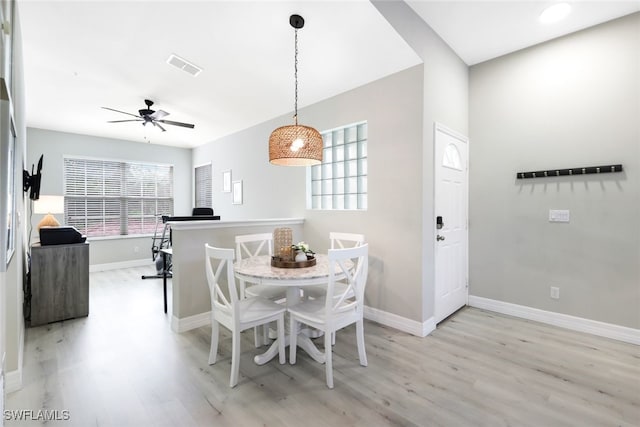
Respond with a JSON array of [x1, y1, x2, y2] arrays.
[[433, 122, 469, 322]]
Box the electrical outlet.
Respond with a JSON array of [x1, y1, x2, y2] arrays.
[[549, 209, 570, 223], [550, 286, 560, 299]]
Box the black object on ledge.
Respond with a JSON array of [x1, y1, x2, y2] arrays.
[[516, 164, 623, 179], [163, 208, 220, 222], [192, 207, 213, 216], [165, 215, 220, 221]]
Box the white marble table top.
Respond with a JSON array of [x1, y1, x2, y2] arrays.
[[234, 254, 351, 286]]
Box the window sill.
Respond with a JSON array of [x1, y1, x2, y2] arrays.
[[87, 233, 154, 242]]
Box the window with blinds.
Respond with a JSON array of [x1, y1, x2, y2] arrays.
[[308, 121, 368, 210], [63, 157, 174, 237], [194, 163, 212, 208]]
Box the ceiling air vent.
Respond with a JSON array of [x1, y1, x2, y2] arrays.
[[166, 54, 202, 77]]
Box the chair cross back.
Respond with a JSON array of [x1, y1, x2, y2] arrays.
[[302, 232, 366, 303], [327, 244, 368, 316], [329, 257, 357, 314], [330, 232, 365, 249], [235, 233, 273, 260], [204, 245, 236, 314]]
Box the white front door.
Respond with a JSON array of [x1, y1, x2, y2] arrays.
[[434, 123, 469, 324]]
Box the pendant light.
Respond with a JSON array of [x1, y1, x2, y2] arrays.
[[269, 14, 323, 166]]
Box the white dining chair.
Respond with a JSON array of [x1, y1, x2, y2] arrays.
[[304, 232, 365, 300], [235, 233, 287, 347], [204, 244, 286, 387], [304, 233, 366, 343], [288, 243, 369, 389], [305, 232, 365, 344]]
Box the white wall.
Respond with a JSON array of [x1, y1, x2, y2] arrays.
[[193, 65, 426, 323], [192, 4, 470, 328], [469, 13, 640, 329], [372, 0, 469, 323], [26, 128, 193, 266], [2, 0, 28, 391], [192, 117, 306, 220], [302, 66, 425, 322]]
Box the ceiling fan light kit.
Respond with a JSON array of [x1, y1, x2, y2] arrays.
[[102, 99, 195, 133], [269, 14, 323, 166]]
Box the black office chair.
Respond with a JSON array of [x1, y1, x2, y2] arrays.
[[193, 207, 214, 216], [142, 215, 172, 280]]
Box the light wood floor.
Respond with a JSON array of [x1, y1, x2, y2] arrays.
[[7, 266, 639, 426]]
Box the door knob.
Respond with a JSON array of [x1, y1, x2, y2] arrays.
[[437, 235, 445, 241]]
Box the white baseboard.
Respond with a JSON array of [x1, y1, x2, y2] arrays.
[[364, 305, 435, 337], [5, 322, 24, 393], [468, 296, 640, 345], [90, 259, 153, 272], [171, 311, 211, 333], [5, 368, 22, 394], [170, 306, 435, 338]]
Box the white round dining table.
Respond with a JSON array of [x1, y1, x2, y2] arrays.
[[234, 254, 348, 365]]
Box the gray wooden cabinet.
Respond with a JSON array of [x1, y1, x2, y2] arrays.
[[30, 242, 89, 326]]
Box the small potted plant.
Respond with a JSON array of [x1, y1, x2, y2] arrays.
[[291, 241, 314, 262]]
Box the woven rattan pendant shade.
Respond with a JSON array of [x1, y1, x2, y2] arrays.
[[269, 124, 323, 166], [269, 14, 322, 167]]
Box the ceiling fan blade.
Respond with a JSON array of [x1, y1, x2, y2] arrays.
[[101, 107, 141, 118], [152, 122, 167, 132], [157, 119, 195, 129], [107, 119, 143, 123], [150, 109, 169, 120]]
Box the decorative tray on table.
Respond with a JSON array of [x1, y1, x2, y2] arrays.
[[271, 255, 316, 268]]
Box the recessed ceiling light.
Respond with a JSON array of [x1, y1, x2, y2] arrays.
[[539, 3, 572, 24]]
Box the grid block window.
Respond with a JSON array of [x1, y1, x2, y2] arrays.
[[309, 121, 367, 210], [63, 157, 174, 237], [194, 163, 212, 208]]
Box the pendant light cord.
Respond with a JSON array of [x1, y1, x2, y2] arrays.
[[294, 28, 299, 126]]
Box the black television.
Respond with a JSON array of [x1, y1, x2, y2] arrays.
[[23, 154, 43, 201]]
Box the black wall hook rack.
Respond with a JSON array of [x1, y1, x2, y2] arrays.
[[516, 164, 623, 179]]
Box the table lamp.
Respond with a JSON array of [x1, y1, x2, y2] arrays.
[[33, 195, 65, 230]]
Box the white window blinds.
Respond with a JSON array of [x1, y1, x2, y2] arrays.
[[63, 157, 174, 237], [194, 163, 212, 208]]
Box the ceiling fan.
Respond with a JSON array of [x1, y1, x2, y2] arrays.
[[102, 99, 195, 132]]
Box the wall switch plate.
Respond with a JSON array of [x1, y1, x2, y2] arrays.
[[549, 209, 570, 223], [550, 286, 560, 299]]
